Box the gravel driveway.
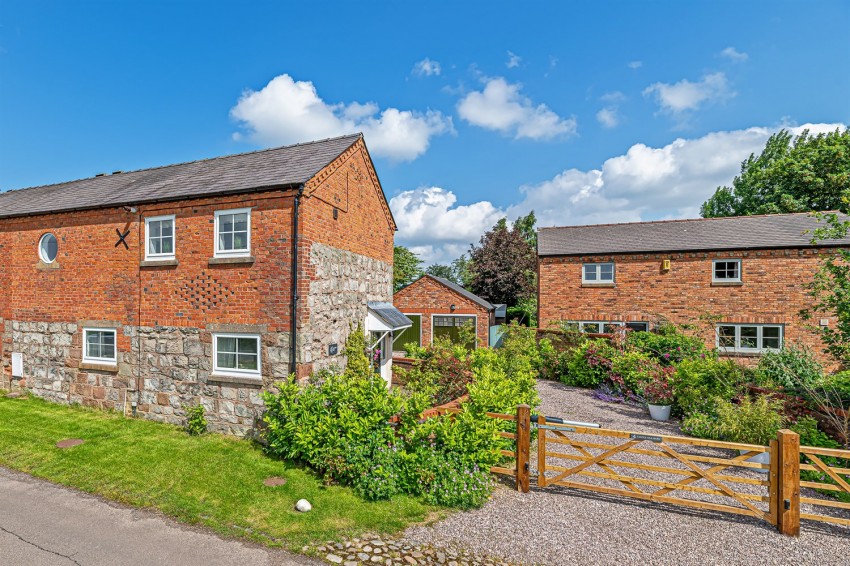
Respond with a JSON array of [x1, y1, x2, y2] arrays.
[[403, 380, 850, 565]]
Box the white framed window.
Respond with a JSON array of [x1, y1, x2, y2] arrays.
[[564, 320, 648, 333], [39, 233, 58, 263], [83, 328, 117, 364], [712, 259, 741, 283], [716, 324, 783, 353], [213, 333, 261, 378], [145, 215, 176, 260], [582, 262, 615, 284], [214, 208, 251, 257]]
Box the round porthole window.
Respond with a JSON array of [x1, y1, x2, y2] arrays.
[[39, 233, 58, 264]]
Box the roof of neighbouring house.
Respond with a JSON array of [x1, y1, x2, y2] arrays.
[[405, 274, 495, 311], [537, 212, 850, 256], [367, 302, 413, 330], [0, 134, 363, 219]]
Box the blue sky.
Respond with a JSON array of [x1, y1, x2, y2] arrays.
[[1, 1, 848, 263]]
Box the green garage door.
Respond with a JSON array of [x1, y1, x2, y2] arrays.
[[433, 315, 476, 350], [395, 315, 421, 349]]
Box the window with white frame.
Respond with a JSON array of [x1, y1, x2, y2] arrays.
[[716, 324, 783, 353], [564, 320, 649, 333], [145, 215, 175, 260], [83, 328, 117, 364], [582, 262, 615, 284], [214, 208, 251, 257], [213, 334, 261, 377], [712, 259, 741, 283]]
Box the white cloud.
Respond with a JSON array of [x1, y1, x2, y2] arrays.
[[720, 47, 749, 62], [230, 74, 452, 162], [643, 72, 735, 117], [596, 107, 619, 128], [628, 61, 643, 69], [412, 58, 441, 77], [390, 187, 505, 264], [506, 51, 522, 69], [390, 123, 846, 263], [457, 77, 577, 140]]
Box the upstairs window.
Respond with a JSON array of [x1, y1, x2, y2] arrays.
[[145, 215, 175, 260], [214, 208, 251, 257], [83, 328, 117, 364], [716, 324, 782, 353], [712, 259, 741, 283], [39, 233, 58, 263], [583, 262, 615, 284]]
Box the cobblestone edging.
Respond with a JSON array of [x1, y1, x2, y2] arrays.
[[307, 536, 517, 566]]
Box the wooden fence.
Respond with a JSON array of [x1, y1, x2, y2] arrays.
[[488, 404, 850, 536]]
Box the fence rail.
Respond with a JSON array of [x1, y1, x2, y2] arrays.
[[484, 404, 850, 537]]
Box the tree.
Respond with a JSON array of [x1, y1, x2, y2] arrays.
[[393, 246, 422, 292], [468, 215, 537, 307], [514, 210, 538, 249], [425, 263, 457, 283], [425, 253, 474, 288], [800, 212, 850, 365], [701, 128, 850, 218]]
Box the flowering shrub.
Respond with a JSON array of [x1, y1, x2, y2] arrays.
[[640, 366, 675, 405], [626, 323, 710, 365]]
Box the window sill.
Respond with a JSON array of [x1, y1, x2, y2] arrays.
[[208, 373, 263, 386], [140, 259, 178, 267], [79, 362, 119, 373], [718, 351, 765, 358], [711, 281, 743, 287], [36, 261, 61, 271], [581, 283, 615, 288], [208, 256, 255, 266]]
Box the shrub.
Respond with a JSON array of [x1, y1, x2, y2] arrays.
[[714, 395, 786, 445], [403, 337, 473, 406], [626, 323, 709, 365], [420, 452, 491, 509], [185, 404, 207, 436], [672, 358, 748, 417], [757, 344, 824, 390], [561, 339, 616, 388], [640, 366, 675, 406], [609, 350, 657, 395], [681, 409, 722, 439]]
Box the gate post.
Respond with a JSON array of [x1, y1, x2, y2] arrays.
[[516, 404, 531, 493], [775, 429, 801, 536]]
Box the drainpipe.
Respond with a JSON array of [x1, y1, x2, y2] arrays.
[[289, 185, 305, 380]]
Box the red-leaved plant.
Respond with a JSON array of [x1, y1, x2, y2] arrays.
[[641, 366, 675, 405]]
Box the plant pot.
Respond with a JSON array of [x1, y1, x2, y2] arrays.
[[647, 403, 672, 421], [739, 449, 771, 474]]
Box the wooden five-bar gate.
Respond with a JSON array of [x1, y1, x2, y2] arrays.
[[488, 404, 850, 536]]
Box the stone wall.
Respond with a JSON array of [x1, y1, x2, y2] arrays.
[[303, 242, 392, 373]]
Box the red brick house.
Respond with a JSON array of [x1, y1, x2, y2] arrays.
[[537, 213, 850, 364], [0, 134, 409, 434], [393, 274, 497, 349]]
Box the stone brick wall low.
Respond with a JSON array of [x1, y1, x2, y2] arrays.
[[538, 248, 836, 364], [393, 276, 492, 348]]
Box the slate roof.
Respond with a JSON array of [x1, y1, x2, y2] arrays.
[[367, 302, 413, 330], [427, 275, 495, 311], [0, 134, 363, 219], [538, 212, 850, 256]]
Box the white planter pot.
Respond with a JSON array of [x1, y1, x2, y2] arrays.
[[647, 403, 672, 421], [739, 449, 771, 474]]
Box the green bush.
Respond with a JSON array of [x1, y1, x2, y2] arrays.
[[626, 323, 709, 365], [561, 339, 615, 388], [681, 409, 722, 439], [714, 395, 786, 445], [184, 404, 207, 436], [757, 344, 824, 390], [609, 350, 656, 395], [672, 358, 749, 417]]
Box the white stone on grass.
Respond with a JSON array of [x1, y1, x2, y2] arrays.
[[295, 498, 312, 512]]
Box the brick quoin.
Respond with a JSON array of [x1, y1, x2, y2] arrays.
[[538, 249, 838, 366], [394, 276, 493, 348], [0, 137, 395, 435]]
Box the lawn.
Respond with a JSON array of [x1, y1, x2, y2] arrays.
[[0, 393, 438, 550]]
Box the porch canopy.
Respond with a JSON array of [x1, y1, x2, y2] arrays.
[[365, 301, 413, 348]]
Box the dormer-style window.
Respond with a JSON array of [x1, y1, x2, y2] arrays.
[[712, 259, 741, 283], [583, 262, 615, 284], [214, 208, 251, 257]]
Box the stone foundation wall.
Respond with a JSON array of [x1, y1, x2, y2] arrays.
[[2, 320, 292, 436], [303, 242, 392, 372]]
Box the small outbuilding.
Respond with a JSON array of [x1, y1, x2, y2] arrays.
[[393, 275, 496, 351]]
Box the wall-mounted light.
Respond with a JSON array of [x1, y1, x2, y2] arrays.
[[450, 304, 456, 312], [661, 259, 671, 271]]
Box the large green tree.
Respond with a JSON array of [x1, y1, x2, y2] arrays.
[[393, 245, 423, 292], [701, 128, 850, 218], [425, 254, 474, 287], [468, 212, 537, 307]]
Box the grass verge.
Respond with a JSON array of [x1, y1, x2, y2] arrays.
[[0, 394, 438, 550]]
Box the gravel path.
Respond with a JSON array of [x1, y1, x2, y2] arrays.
[[403, 380, 850, 565]]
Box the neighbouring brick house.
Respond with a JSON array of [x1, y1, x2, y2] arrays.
[[537, 213, 850, 365], [0, 133, 408, 435], [393, 274, 497, 350]]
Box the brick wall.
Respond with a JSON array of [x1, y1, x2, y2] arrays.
[[393, 276, 492, 348], [538, 248, 836, 364]]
